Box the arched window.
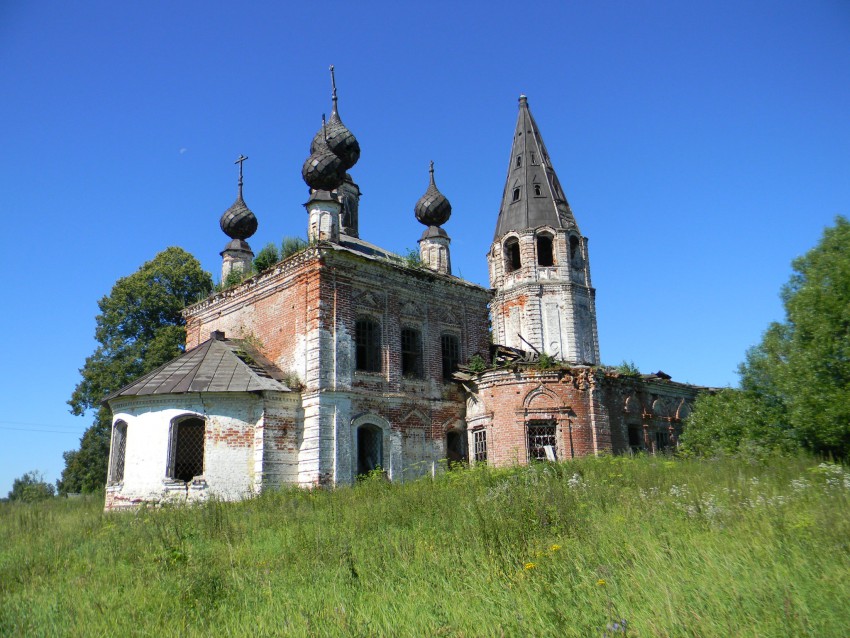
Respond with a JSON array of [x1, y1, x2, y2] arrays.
[[356, 317, 382, 372], [357, 425, 383, 476], [515, 155, 522, 168], [441, 333, 460, 381], [401, 327, 423, 379], [533, 183, 542, 196], [504, 238, 521, 272], [537, 234, 554, 267], [569, 235, 583, 268], [168, 417, 205, 482], [109, 421, 128, 484], [512, 187, 521, 202]]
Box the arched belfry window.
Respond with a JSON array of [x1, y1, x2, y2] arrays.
[[357, 424, 383, 476], [533, 183, 542, 196], [356, 317, 382, 372], [504, 237, 521, 272], [537, 234, 554, 267], [512, 187, 521, 202], [569, 235, 583, 268], [515, 155, 522, 168], [168, 417, 205, 482], [109, 421, 128, 484]]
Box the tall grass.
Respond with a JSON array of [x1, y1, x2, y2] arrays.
[[1, 454, 848, 637]]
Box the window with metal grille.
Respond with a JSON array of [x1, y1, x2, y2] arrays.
[[169, 418, 205, 482], [473, 430, 488, 463], [357, 425, 383, 476], [356, 317, 382, 372], [527, 420, 556, 462], [401, 328, 423, 378], [441, 333, 460, 380], [109, 421, 127, 483]]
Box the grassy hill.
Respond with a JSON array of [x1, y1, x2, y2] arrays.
[[2, 454, 848, 637]]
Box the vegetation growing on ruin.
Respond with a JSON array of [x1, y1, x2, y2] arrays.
[[2, 454, 848, 637]]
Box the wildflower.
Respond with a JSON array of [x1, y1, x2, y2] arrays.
[[597, 579, 606, 586], [549, 544, 561, 552], [524, 562, 536, 570]]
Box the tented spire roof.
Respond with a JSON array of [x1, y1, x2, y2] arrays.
[[493, 95, 577, 240]]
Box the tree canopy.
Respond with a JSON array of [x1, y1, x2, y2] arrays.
[[683, 217, 850, 458], [7, 470, 55, 502], [60, 247, 212, 493]]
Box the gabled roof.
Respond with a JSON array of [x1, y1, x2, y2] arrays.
[[493, 95, 577, 240], [105, 332, 291, 402]]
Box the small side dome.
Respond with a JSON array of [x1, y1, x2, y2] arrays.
[[219, 195, 258, 240], [302, 119, 346, 192], [414, 161, 452, 227]]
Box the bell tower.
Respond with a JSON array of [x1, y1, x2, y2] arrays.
[[488, 95, 600, 364]]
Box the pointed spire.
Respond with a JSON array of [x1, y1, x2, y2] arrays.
[[493, 94, 576, 240], [302, 114, 346, 192], [220, 154, 257, 240], [415, 160, 452, 227]]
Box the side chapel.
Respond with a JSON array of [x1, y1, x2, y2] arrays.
[[104, 71, 703, 510]]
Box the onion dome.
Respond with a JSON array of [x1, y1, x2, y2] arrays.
[[220, 155, 258, 240], [309, 65, 360, 170], [302, 117, 346, 192], [414, 161, 452, 227]]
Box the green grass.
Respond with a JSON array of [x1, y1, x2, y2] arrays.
[[1, 454, 849, 637]]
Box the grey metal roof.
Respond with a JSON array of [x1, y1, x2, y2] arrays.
[[493, 95, 577, 240], [105, 333, 291, 402]]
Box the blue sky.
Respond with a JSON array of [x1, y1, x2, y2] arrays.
[[1, 0, 848, 496]]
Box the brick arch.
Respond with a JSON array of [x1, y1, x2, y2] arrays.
[[623, 393, 642, 415], [522, 384, 564, 411], [676, 399, 693, 421]]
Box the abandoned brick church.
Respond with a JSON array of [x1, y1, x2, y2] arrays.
[[104, 74, 702, 510]]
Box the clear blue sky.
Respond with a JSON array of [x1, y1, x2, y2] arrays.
[[1, 0, 848, 496]]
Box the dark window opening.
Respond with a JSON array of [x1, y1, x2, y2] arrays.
[[357, 425, 383, 476], [356, 317, 382, 372], [401, 328, 423, 378], [516, 155, 522, 168], [473, 430, 488, 463], [527, 420, 557, 462], [628, 425, 643, 452], [441, 334, 460, 381], [537, 235, 554, 267], [655, 430, 670, 451], [512, 187, 520, 202], [110, 421, 127, 483], [531, 152, 537, 164], [569, 235, 583, 268], [533, 183, 542, 196], [446, 431, 466, 467], [170, 418, 205, 482], [505, 238, 521, 272]]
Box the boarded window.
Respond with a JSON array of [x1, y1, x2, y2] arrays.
[[537, 235, 554, 267], [527, 420, 556, 462], [441, 333, 460, 380], [356, 317, 382, 372], [505, 238, 521, 272], [357, 425, 383, 476], [109, 421, 127, 483], [169, 418, 205, 482], [473, 430, 488, 463], [401, 328, 423, 378]]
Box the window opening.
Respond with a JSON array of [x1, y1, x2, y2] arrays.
[[512, 187, 521, 202], [516, 155, 522, 168], [533, 183, 542, 196], [569, 235, 583, 268], [441, 334, 460, 381], [357, 425, 383, 476], [446, 431, 466, 467], [356, 317, 382, 372], [537, 235, 554, 267], [110, 421, 127, 483], [628, 425, 643, 452], [401, 328, 423, 378], [505, 238, 521, 272], [531, 152, 537, 164], [655, 430, 670, 451], [527, 420, 556, 462], [170, 418, 205, 482], [473, 430, 488, 463]]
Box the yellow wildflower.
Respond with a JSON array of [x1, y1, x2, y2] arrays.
[[524, 562, 536, 570], [597, 579, 607, 586], [549, 544, 561, 552]]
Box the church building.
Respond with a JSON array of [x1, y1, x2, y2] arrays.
[[104, 72, 702, 510]]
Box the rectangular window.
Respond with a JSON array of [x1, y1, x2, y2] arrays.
[[356, 317, 382, 372], [527, 420, 556, 462], [401, 328, 423, 378], [628, 424, 643, 452], [441, 333, 460, 380], [655, 430, 670, 451], [109, 421, 128, 483], [473, 430, 487, 463], [169, 418, 205, 482]]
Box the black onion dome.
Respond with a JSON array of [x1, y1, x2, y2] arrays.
[[310, 107, 360, 170], [302, 130, 346, 192], [414, 161, 452, 227], [219, 194, 258, 240]]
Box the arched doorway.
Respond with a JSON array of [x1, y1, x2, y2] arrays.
[[357, 425, 383, 476]]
